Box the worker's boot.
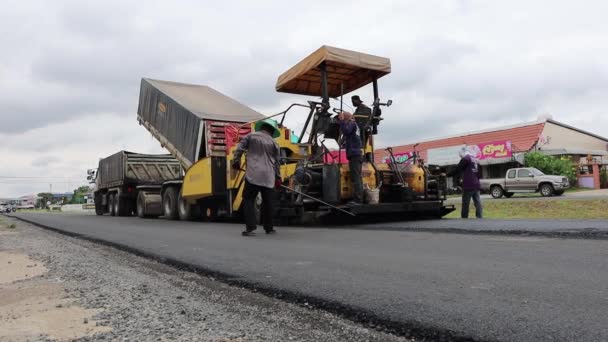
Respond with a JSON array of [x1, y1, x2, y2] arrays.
[[265, 228, 277, 235], [242, 229, 256, 236]]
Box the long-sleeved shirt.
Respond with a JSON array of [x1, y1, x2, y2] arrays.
[[447, 155, 481, 191], [232, 131, 280, 188], [337, 119, 362, 159]]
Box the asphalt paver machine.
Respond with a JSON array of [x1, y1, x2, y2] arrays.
[[244, 45, 456, 223]]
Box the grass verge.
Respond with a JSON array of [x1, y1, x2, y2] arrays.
[[445, 199, 608, 219]]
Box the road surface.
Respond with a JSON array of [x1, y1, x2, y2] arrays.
[[10, 213, 608, 342]]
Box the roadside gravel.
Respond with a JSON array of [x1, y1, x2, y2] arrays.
[[0, 216, 414, 342]]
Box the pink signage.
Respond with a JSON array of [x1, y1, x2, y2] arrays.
[[474, 140, 512, 160]]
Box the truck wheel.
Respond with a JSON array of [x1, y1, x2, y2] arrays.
[[137, 191, 160, 218], [95, 201, 104, 216], [504, 192, 514, 198], [109, 193, 116, 216], [114, 194, 124, 216], [163, 187, 179, 220], [137, 192, 147, 218], [490, 186, 504, 199], [540, 184, 554, 197], [178, 191, 193, 221]]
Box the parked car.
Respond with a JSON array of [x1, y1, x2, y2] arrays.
[[0, 205, 11, 213], [480, 167, 569, 198]]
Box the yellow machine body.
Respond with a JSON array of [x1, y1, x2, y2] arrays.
[[181, 157, 213, 202], [402, 164, 426, 195], [179, 122, 307, 212], [376, 162, 426, 195], [338, 162, 377, 200]]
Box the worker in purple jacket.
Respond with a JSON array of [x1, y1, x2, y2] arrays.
[[447, 148, 483, 218], [336, 111, 363, 205]]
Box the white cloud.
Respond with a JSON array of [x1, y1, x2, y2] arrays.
[[1, 0, 608, 196]]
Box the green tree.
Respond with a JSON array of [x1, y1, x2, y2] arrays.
[[70, 185, 91, 204], [524, 152, 577, 185]]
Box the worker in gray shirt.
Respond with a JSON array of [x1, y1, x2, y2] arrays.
[[232, 119, 282, 236]]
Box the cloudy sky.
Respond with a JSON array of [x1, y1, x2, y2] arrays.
[[1, 0, 607, 197]]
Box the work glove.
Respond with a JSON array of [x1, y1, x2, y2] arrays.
[[231, 160, 241, 170], [275, 178, 282, 189]]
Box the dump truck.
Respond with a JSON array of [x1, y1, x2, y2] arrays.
[[91, 151, 181, 216], [131, 46, 455, 224]]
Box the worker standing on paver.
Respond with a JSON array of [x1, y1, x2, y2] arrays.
[[447, 147, 483, 219], [337, 111, 364, 205], [232, 119, 282, 236], [351, 95, 372, 141]]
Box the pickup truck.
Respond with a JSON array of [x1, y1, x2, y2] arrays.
[[480, 167, 569, 198]]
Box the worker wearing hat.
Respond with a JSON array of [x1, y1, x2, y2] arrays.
[[352, 95, 372, 123], [351, 95, 372, 143], [232, 118, 282, 236]]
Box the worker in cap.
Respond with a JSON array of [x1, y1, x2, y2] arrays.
[[351, 95, 372, 121], [232, 118, 282, 236], [336, 111, 364, 205], [351, 95, 372, 143]]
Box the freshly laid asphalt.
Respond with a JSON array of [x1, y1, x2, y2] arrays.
[[356, 218, 608, 238], [10, 213, 608, 342]]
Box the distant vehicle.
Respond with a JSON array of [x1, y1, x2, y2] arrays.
[[0, 204, 12, 213], [480, 167, 569, 198]]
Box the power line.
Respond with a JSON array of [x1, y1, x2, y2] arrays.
[[0, 181, 86, 184], [0, 176, 83, 180]]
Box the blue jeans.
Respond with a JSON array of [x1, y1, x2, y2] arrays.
[[462, 190, 483, 219]]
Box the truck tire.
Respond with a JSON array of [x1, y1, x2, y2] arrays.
[[540, 184, 554, 197], [115, 194, 127, 217], [109, 193, 116, 216], [137, 192, 147, 218], [178, 191, 192, 221], [490, 186, 504, 199], [95, 203, 104, 216], [163, 187, 179, 220], [504, 192, 514, 198]]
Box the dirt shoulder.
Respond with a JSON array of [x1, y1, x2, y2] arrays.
[[0, 226, 110, 341]]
